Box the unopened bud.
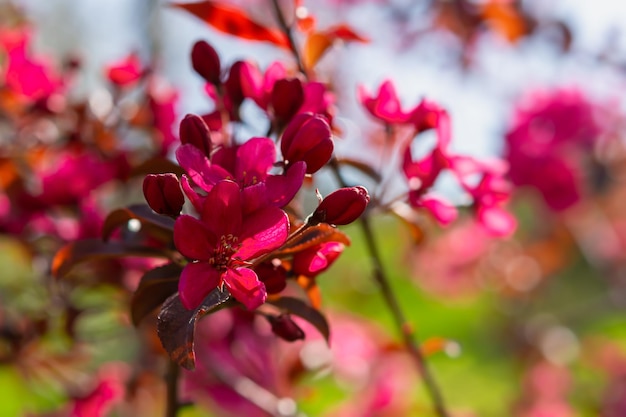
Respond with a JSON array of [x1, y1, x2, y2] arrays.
[[143, 173, 184, 217], [308, 186, 370, 226], [179, 114, 212, 156], [281, 113, 333, 174], [191, 40, 221, 85], [271, 78, 304, 127], [268, 314, 305, 342]]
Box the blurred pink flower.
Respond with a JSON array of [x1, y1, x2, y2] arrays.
[[505, 87, 608, 211], [0, 27, 63, 100]]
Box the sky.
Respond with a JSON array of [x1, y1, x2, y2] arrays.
[[15, 0, 626, 172]]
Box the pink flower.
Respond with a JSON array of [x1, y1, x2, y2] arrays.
[[504, 88, 607, 211], [105, 53, 143, 87], [176, 135, 305, 213], [0, 27, 62, 100], [358, 80, 412, 125], [174, 180, 289, 310]]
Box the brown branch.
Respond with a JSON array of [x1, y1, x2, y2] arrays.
[[165, 360, 180, 417]]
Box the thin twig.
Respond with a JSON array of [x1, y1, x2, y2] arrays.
[[165, 360, 180, 417], [268, 2, 450, 415], [269, 0, 307, 76], [329, 160, 450, 417]]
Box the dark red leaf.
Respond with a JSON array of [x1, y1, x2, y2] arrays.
[[173, 1, 290, 49], [273, 223, 350, 257], [157, 289, 233, 370], [323, 24, 369, 43], [131, 262, 183, 326], [102, 204, 175, 242], [130, 156, 186, 178], [268, 296, 330, 342], [52, 239, 169, 278]]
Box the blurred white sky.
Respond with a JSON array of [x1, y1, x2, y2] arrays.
[[15, 0, 626, 168]]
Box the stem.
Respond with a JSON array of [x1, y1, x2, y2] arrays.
[[268, 1, 450, 415], [165, 360, 180, 417], [269, 0, 307, 76], [330, 160, 450, 417]]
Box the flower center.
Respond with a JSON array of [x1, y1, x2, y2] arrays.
[[210, 234, 240, 270]]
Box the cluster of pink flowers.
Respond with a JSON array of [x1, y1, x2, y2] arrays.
[[504, 88, 612, 211], [360, 79, 516, 236]]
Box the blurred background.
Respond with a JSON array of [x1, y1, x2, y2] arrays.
[[3, 0, 626, 416]]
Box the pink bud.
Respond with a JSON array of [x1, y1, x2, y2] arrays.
[[271, 78, 304, 126], [308, 186, 370, 226], [143, 173, 184, 217], [281, 113, 333, 174], [179, 114, 212, 156], [268, 314, 305, 342], [191, 40, 221, 85]]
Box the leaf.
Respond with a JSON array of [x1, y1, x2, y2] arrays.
[[296, 275, 322, 309], [157, 289, 232, 370], [173, 1, 290, 49], [274, 223, 351, 257], [303, 32, 333, 70], [102, 204, 175, 242], [131, 262, 183, 326], [268, 296, 329, 342], [336, 157, 382, 183], [52, 239, 169, 278], [303, 24, 368, 70], [323, 24, 369, 43], [389, 201, 425, 245]]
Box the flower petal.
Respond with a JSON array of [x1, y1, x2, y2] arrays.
[[201, 180, 243, 238], [235, 137, 275, 186], [179, 262, 222, 310], [421, 196, 458, 225], [176, 144, 231, 192], [266, 161, 306, 207], [237, 206, 289, 260], [223, 267, 266, 310], [174, 215, 217, 260]]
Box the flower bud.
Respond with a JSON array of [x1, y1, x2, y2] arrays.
[[255, 261, 287, 294], [292, 242, 344, 277], [281, 113, 333, 174], [191, 40, 221, 85], [267, 314, 305, 342], [179, 114, 212, 156], [271, 78, 304, 126], [143, 173, 185, 217], [308, 186, 370, 226]]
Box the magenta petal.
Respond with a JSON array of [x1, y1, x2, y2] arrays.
[[174, 215, 217, 260], [237, 206, 289, 260], [180, 175, 204, 213], [201, 180, 242, 238], [266, 161, 306, 207], [241, 182, 269, 214], [235, 137, 275, 185], [375, 80, 403, 121], [478, 205, 517, 237], [179, 262, 222, 310], [223, 268, 266, 310], [421, 196, 457, 225], [176, 144, 231, 191]]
